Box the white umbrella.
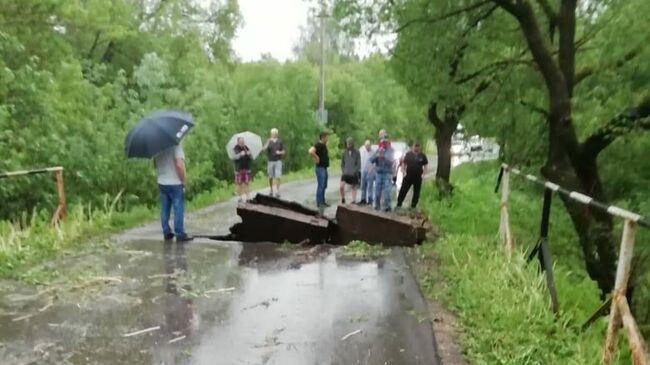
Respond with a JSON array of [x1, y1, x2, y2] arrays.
[[226, 131, 263, 159]]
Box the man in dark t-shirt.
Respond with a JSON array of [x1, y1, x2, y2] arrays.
[[263, 128, 285, 197], [233, 137, 252, 202], [340, 137, 361, 204], [396, 143, 428, 209], [308, 132, 330, 212]]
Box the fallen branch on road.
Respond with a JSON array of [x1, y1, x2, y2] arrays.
[[122, 325, 161, 337]]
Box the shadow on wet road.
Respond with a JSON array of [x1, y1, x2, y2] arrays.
[[0, 176, 440, 365]]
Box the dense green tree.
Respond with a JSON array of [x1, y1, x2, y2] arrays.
[[1, 0, 423, 221], [333, 0, 650, 296]]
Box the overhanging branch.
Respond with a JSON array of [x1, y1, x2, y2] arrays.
[[536, 0, 558, 21], [535, 0, 558, 41], [490, 0, 521, 16], [520, 99, 550, 118], [396, 0, 490, 33], [455, 53, 532, 84], [574, 48, 640, 86], [582, 97, 650, 158], [449, 4, 499, 79]]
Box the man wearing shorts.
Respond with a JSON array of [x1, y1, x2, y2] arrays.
[[340, 137, 361, 204], [263, 128, 285, 197], [233, 137, 252, 202]]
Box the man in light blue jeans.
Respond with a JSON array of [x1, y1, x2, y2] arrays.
[[155, 144, 193, 242], [359, 139, 375, 205], [370, 134, 395, 212], [309, 132, 330, 213]]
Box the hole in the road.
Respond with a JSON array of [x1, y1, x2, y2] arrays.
[[197, 194, 433, 247]]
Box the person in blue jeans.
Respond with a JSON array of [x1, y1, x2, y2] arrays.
[[370, 134, 395, 212], [359, 139, 376, 205], [154, 144, 193, 242], [309, 132, 330, 213]]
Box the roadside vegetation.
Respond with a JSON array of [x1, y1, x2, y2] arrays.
[[416, 162, 648, 364], [335, 0, 650, 300], [0, 167, 314, 283], [338, 240, 390, 259], [0, 1, 424, 280]]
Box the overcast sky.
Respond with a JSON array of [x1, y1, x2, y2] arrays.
[[233, 0, 311, 62]]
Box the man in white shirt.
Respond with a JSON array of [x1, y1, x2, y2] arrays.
[[359, 140, 376, 205], [154, 144, 192, 242]]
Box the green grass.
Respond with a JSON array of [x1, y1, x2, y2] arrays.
[[0, 166, 317, 283], [338, 240, 391, 259], [415, 161, 637, 365]]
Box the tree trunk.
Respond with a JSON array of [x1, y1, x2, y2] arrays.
[[428, 102, 461, 197], [542, 112, 617, 297], [496, 0, 618, 297], [435, 119, 456, 187]]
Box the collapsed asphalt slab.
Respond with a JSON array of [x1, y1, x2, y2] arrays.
[[204, 194, 434, 246]]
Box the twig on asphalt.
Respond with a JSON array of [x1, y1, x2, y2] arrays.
[[203, 287, 235, 295], [341, 329, 362, 341], [12, 313, 35, 322], [168, 335, 186, 344], [89, 276, 123, 284], [148, 273, 176, 279], [122, 325, 161, 337], [38, 302, 53, 312]]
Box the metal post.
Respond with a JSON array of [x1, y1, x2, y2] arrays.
[[603, 219, 640, 364], [494, 166, 504, 193], [536, 188, 559, 314], [499, 168, 513, 257], [318, 2, 326, 123]]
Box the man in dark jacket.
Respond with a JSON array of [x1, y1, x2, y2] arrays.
[[339, 137, 361, 204], [396, 142, 428, 209]]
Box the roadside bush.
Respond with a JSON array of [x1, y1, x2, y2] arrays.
[[416, 162, 637, 364]]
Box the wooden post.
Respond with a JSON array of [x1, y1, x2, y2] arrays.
[[499, 168, 513, 257], [51, 169, 66, 225], [603, 219, 639, 364], [618, 296, 649, 365]]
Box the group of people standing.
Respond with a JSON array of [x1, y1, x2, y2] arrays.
[[153, 126, 427, 242], [309, 129, 428, 214]]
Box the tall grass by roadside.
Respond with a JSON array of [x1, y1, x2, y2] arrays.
[[416, 162, 639, 364], [0, 166, 320, 283]]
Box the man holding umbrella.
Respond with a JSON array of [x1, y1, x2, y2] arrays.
[[125, 109, 194, 242], [155, 144, 193, 242]]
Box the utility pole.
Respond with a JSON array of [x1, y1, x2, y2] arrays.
[[318, 2, 326, 124]]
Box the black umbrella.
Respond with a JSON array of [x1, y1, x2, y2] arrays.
[[124, 109, 194, 159]]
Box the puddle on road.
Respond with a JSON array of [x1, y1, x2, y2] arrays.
[[0, 240, 438, 365]]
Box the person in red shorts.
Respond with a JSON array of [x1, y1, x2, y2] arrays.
[[233, 137, 252, 202]]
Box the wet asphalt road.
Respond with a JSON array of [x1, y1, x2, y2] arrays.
[[0, 176, 440, 365]]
